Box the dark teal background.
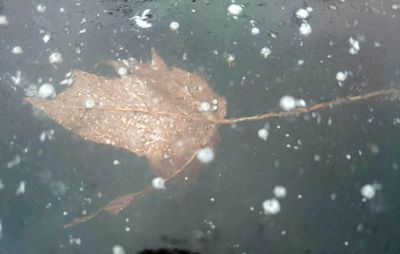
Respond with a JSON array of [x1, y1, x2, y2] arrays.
[[0, 0, 399, 253]]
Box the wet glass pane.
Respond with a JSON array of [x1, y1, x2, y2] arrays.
[[0, 0, 399, 253]]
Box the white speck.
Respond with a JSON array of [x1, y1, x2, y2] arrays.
[[182, 52, 188, 61], [16, 181, 26, 195], [38, 84, 55, 99], [257, 128, 269, 141], [42, 33, 51, 43], [49, 52, 63, 64], [117, 67, 128, 76], [295, 8, 310, 19], [6, 155, 21, 168], [392, 4, 400, 10], [152, 177, 166, 190], [37, 4, 47, 13], [68, 235, 81, 245], [210, 197, 215, 202], [11, 70, 22, 85], [349, 37, 360, 55], [169, 21, 180, 32], [78, 28, 86, 34], [226, 54, 235, 67], [297, 59, 304, 65], [60, 78, 74, 86], [24, 84, 37, 97], [197, 147, 215, 164], [314, 154, 321, 161], [0, 179, 4, 190], [299, 21, 312, 36], [279, 95, 296, 111], [84, 98, 95, 109], [251, 27, 260, 35], [0, 15, 8, 26], [63, 211, 68, 216], [134, 18, 152, 28], [142, 8, 151, 17], [228, 4, 243, 17], [39, 129, 55, 142], [361, 184, 376, 200], [113, 160, 120, 165], [262, 198, 281, 215], [60, 78, 73, 86], [260, 47, 271, 58], [346, 154, 351, 160], [269, 32, 277, 38], [39, 132, 46, 142], [295, 99, 306, 107], [112, 245, 126, 254], [273, 186, 287, 198], [11, 46, 23, 55], [0, 219, 2, 239], [131, 9, 152, 29], [60, 7, 65, 13], [336, 71, 348, 82], [125, 227, 131, 232], [306, 6, 313, 12], [199, 101, 211, 112]]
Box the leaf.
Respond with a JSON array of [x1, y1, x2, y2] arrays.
[[26, 49, 227, 180], [24, 48, 399, 227], [26, 49, 228, 226]]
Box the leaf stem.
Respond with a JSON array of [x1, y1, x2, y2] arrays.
[[214, 88, 399, 125]]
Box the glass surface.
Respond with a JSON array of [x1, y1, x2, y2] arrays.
[[0, 0, 399, 253]]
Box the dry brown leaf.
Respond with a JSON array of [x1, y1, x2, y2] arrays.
[[24, 48, 398, 227], [26, 49, 227, 179]]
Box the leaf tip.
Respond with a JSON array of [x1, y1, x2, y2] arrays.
[[150, 48, 166, 70]]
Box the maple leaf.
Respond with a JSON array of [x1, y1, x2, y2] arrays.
[[24, 48, 398, 227]]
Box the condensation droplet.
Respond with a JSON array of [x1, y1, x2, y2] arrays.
[[49, 52, 63, 64], [262, 198, 281, 215], [38, 84, 55, 99], [197, 147, 215, 164]]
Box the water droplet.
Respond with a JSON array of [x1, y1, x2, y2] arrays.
[[260, 47, 271, 58], [361, 184, 376, 200], [273, 186, 287, 198], [262, 198, 281, 215], [299, 21, 312, 36], [197, 147, 215, 164], [152, 177, 166, 190], [279, 95, 296, 111], [169, 21, 180, 32], [228, 4, 243, 16], [49, 52, 63, 64]]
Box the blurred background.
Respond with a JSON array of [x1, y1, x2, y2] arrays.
[[0, 0, 399, 253]]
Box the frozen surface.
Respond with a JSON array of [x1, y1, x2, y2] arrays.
[[0, 0, 399, 254]]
